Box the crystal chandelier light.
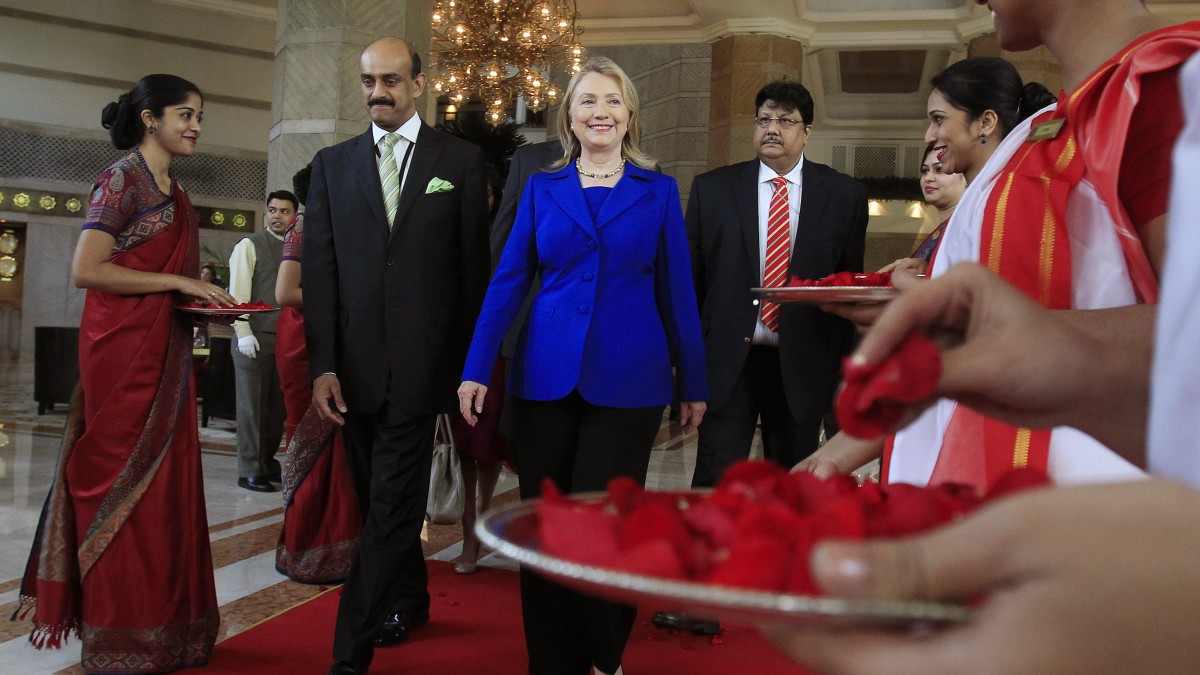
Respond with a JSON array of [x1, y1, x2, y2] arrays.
[[429, 0, 585, 123]]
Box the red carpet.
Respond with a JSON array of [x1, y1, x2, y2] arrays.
[[205, 561, 811, 674]]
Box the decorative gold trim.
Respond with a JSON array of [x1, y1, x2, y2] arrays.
[[1012, 428, 1032, 468]]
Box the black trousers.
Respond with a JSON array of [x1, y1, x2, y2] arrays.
[[332, 393, 436, 668], [691, 346, 822, 488], [510, 392, 663, 675]]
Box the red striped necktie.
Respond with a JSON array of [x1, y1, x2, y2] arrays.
[[761, 176, 790, 331]]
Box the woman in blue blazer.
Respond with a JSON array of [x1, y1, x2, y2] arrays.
[[459, 57, 708, 675]]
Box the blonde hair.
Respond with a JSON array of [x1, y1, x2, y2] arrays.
[[550, 56, 655, 171]]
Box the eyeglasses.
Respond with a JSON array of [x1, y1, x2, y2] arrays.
[[755, 116, 808, 130]]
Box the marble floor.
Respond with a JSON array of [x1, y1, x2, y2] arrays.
[[0, 359, 731, 675]]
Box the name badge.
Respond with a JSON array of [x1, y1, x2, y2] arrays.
[[1027, 119, 1065, 142]]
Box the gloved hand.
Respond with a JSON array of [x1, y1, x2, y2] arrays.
[[237, 334, 260, 359]]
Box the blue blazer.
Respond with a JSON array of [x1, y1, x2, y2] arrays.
[[462, 162, 708, 408]]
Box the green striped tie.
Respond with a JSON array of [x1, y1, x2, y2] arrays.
[[379, 132, 400, 227]]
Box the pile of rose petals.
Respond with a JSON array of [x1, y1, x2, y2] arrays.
[[787, 271, 892, 287], [536, 461, 1049, 595], [837, 331, 943, 438], [178, 300, 274, 310]]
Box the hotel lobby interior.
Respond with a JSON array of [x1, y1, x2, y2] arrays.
[[2, 1, 1200, 673]]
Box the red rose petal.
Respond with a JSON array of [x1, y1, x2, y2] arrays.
[[608, 476, 645, 514], [865, 483, 967, 537], [837, 331, 942, 438], [618, 500, 691, 558], [612, 540, 686, 579], [706, 537, 791, 590], [787, 272, 893, 288], [531, 461, 1051, 599]]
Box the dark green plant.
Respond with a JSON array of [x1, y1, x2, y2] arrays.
[[436, 112, 527, 179]]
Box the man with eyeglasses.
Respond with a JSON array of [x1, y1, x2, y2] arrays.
[[685, 79, 868, 488]]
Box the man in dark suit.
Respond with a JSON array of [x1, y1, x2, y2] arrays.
[[687, 80, 868, 488], [302, 36, 490, 675]]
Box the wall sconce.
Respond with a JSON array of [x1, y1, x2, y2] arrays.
[[867, 200, 884, 216], [906, 201, 926, 219]]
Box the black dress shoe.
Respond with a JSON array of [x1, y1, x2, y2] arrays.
[[327, 661, 367, 675], [266, 468, 283, 484], [652, 611, 721, 635], [237, 476, 276, 492], [374, 607, 429, 647]]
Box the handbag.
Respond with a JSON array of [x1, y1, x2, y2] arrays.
[[426, 413, 466, 524]]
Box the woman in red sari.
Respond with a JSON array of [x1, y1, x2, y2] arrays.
[[17, 74, 232, 673], [877, 143, 966, 276], [273, 166, 362, 583]]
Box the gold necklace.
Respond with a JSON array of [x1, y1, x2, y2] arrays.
[[576, 157, 626, 179]]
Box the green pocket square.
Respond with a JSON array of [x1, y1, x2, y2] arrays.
[[425, 177, 455, 194]]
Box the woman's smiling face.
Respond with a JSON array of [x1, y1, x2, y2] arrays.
[[568, 72, 629, 155], [924, 88, 989, 180], [920, 147, 966, 212]]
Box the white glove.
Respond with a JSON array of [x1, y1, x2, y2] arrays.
[[237, 335, 260, 359]]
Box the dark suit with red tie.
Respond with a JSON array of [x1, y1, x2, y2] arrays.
[[686, 157, 867, 486]]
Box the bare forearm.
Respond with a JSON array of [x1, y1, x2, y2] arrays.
[[821, 433, 884, 474], [73, 259, 186, 295]]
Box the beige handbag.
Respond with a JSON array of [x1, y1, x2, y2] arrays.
[[426, 414, 465, 524]]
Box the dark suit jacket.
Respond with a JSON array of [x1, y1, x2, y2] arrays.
[[491, 139, 564, 358], [686, 158, 868, 422], [464, 162, 708, 407], [302, 122, 490, 415], [491, 139, 564, 267]]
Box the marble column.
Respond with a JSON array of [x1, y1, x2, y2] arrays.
[[706, 34, 805, 171], [269, 0, 434, 194]]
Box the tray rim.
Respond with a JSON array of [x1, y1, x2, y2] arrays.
[[475, 494, 974, 626]]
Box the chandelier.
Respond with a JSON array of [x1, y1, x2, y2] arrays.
[[429, 0, 585, 123]]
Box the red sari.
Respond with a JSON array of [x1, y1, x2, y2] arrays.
[[273, 216, 362, 583], [17, 151, 219, 672]]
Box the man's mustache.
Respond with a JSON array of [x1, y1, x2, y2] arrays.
[[760, 135, 783, 145], [368, 98, 395, 107]]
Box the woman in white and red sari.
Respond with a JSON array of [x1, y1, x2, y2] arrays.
[[273, 167, 362, 584], [888, 10, 1200, 492], [16, 74, 231, 673]]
